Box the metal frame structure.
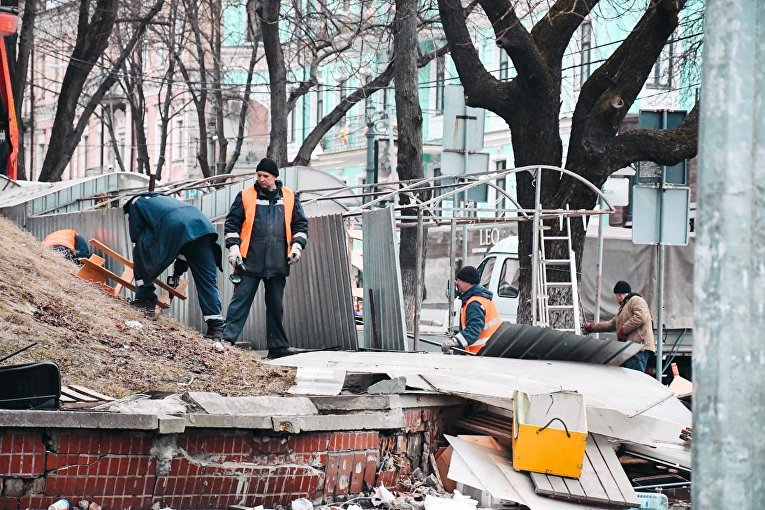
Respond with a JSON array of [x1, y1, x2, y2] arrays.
[[303, 165, 615, 349]]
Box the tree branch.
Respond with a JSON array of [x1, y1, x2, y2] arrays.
[[479, 0, 550, 84], [437, 0, 506, 111], [608, 103, 699, 169], [531, 0, 600, 66]]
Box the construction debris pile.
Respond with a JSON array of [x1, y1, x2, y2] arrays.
[[273, 352, 692, 510], [0, 216, 294, 398]]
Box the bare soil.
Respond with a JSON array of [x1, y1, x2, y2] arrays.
[[0, 217, 294, 398]]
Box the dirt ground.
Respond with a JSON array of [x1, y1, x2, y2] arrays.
[[0, 217, 294, 398]]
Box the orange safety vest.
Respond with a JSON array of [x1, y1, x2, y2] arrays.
[[239, 185, 294, 259], [460, 295, 502, 354], [42, 229, 77, 252]]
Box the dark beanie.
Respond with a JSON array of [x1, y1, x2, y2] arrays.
[[613, 280, 631, 294], [256, 157, 279, 177], [456, 266, 480, 285]]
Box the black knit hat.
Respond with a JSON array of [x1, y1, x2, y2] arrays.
[[613, 280, 631, 294], [256, 157, 279, 177], [456, 266, 480, 285]]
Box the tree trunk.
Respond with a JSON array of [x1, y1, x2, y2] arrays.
[[8, 0, 35, 179], [393, 0, 424, 332], [38, 0, 164, 182], [259, 0, 287, 167]]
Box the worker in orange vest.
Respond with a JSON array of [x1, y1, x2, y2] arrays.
[[222, 158, 309, 358], [42, 229, 90, 262], [442, 266, 502, 355]]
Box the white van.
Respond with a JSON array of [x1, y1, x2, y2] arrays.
[[475, 237, 521, 323], [448, 237, 521, 327]]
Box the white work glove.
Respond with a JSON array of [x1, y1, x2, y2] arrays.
[[441, 333, 467, 354], [228, 245, 242, 268], [287, 244, 303, 265]]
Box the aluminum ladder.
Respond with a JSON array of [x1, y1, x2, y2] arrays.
[[533, 212, 582, 333]]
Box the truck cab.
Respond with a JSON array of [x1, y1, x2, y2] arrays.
[[475, 237, 521, 323], [449, 237, 521, 327]]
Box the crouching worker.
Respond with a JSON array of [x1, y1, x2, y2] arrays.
[[43, 229, 90, 263], [441, 266, 502, 355], [123, 192, 225, 339]]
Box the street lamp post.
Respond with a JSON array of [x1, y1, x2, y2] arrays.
[[365, 103, 376, 204]]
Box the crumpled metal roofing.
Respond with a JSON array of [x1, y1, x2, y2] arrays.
[[480, 323, 642, 366]]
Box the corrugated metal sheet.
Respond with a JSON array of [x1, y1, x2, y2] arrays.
[[480, 322, 642, 365], [362, 207, 407, 351], [26, 208, 132, 282], [0, 173, 149, 227], [172, 215, 357, 351]]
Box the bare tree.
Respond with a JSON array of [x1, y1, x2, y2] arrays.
[[37, 0, 165, 181], [393, 0, 424, 330], [438, 0, 701, 323]]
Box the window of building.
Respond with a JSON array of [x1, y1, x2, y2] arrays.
[[495, 159, 507, 211], [435, 55, 445, 111], [172, 118, 183, 161], [316, 84, 324, 123], [288, 106, 296, 143], [649, 42, 674, 89], [499, 51, 509, 81], [580, 21, 592, 87]]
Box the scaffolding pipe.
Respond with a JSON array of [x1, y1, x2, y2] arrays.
[[413, 209, 424, 351]]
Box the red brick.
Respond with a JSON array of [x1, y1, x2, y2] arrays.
[[349, 451, 367, 494], [19, 495, 46, 509], [364, 450, 379, 489], [0, 496, 18, 509], [334, 452, 354, 496]]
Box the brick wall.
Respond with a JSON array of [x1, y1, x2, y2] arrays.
[[0, 408, 447, 510]]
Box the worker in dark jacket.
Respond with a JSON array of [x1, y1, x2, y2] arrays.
[[441, 266, 502, 355], [123, 192, 225, 339], [43, 229, 90, 262], [222, 158, 309, 358]]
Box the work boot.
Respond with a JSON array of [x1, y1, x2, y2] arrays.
[[205, 319, 225, 340], [266, 347, 298, 360], [129, 297, 157, 317]]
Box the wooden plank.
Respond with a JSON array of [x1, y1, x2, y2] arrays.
[[562, 476, 588, 501], [592, 434, 641, 507], [59, 394, 76, 403], [68, 384, 115, 402], [585, 435, 626, 504], [577, 447, 613, 504], [90, 239, 186, 300], [530, 472, 556, 496], [112, 267, 134, 296], [547, 473, 570, 496], [61, 386, 97, 402], [90, 239, 133, 267], [157, 279, 189, 309], [78, 258, 136, 293]]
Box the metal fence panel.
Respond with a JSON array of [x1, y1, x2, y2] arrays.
[[174, 215, 357, 351], [362, 207, 408, 351], [480, 322, 641, 366]]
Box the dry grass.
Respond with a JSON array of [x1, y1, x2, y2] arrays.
[[0, 217, 294, 398]]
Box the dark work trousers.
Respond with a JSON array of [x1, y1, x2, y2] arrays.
[[135, 237, 223, 321], [223, 274, 288, 349], [621, 350, 651, 372]]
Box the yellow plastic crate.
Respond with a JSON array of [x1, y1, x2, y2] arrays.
[[512, 390, 588, 478]]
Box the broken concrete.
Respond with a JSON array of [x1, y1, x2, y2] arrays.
[[187, 392, 319, 416], [0, 410, 158, 429], [367, 377, 407, 395]]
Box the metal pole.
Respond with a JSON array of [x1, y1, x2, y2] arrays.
[[365, 117, 375, 204], [695, 1, 765, 507], [655, 110, 667, 382], [413, 209, 424, 351], [530, 167, 543, 326], [448, 216, 457, 331], [594, 197, 605, 339], [461, 201, 469, 266]]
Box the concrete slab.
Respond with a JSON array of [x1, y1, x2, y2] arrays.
[[0, 410, 158, 429], [271, 410, 406, 433], [367, 377, 407, 395], [185, 413, 274, 429], [187, 392, 319, 416], [310, 395, 392, 412], [159, 417, 186, 434]]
